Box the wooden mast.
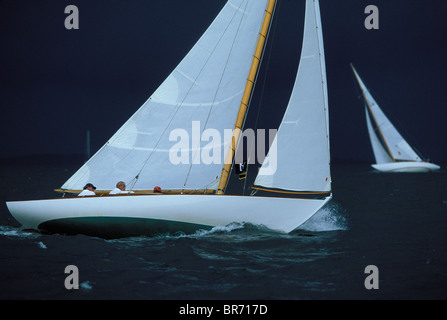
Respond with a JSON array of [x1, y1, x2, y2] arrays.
[[217, 0, 276, 195]]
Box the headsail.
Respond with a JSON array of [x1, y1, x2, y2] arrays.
[[62, 0, 270, 192], [254, 0, 331, 193], [351, 64, 422, 163]]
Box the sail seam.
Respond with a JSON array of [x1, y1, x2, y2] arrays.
[[182, 0, 251, 191], [128, 2, 248, 190]]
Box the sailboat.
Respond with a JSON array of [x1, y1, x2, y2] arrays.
[[6, 0, 332, 238], [351, 64, 440, 173]]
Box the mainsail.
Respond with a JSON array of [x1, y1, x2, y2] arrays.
[[254, 0, 331, 193], [62, 0, 271, 192], [351, 64, 422, 163]]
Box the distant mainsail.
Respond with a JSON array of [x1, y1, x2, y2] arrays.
[[351, 65, 421, 163]]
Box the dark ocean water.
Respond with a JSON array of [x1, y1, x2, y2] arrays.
[[0, 161, 446, 303]]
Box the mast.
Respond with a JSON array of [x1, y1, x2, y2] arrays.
[[217, 0, 276, 195], [350, 64, 396, 162], [85, 129, 91, 162]]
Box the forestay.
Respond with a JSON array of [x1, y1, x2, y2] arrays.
[[62, 0, 270, 191], [254, 0, 331, 192]]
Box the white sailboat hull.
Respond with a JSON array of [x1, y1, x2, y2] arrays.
[[372, 162, 440, 173], [6, 194, 331, 238]]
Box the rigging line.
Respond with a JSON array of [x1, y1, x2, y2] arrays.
[[127, 2, 245, 190], [217, 0, 276, 195], [372, 91, 425, 161], [63, 137, 113, 190], [363, 88, 395, 162], [352, 65, 423, 162], [182, 0, 251, 191], [242, 0, 280, 195], [365, 104, 395, 161], [313, 0, 331, 166], [351, 65, 397, 162]]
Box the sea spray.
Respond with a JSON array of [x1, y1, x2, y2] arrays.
[[0, 226, 40, 239], [37, 241, 47, 249], [80, 281, 93, 291], [298, 202, 348, 232]]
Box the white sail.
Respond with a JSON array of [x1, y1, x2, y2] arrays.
[[351, 65, 421, 163], [254, 0, 331, 192], [365, 108, 393, 164], [62, 0, 270, 192]]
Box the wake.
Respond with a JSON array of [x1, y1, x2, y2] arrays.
[[297, 202, 348, 232]]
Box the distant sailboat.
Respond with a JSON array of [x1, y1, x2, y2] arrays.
[[7, 0, 332, 238], [351, 64, 440, 173]]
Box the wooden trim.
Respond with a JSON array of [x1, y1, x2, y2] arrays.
[[54, 189, 216, 195], [251, 186, 331, 196], [217, 0, 276, 195]]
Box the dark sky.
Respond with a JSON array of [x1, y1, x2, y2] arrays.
[[1, 0, 446, 163]]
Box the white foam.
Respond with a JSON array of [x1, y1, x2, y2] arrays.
[[194, 222, 245, 236], [37, 241, 47, 249], [298, 202, 348, 232], [0, 226, 40, 239], [80, 281, 93, 290]]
